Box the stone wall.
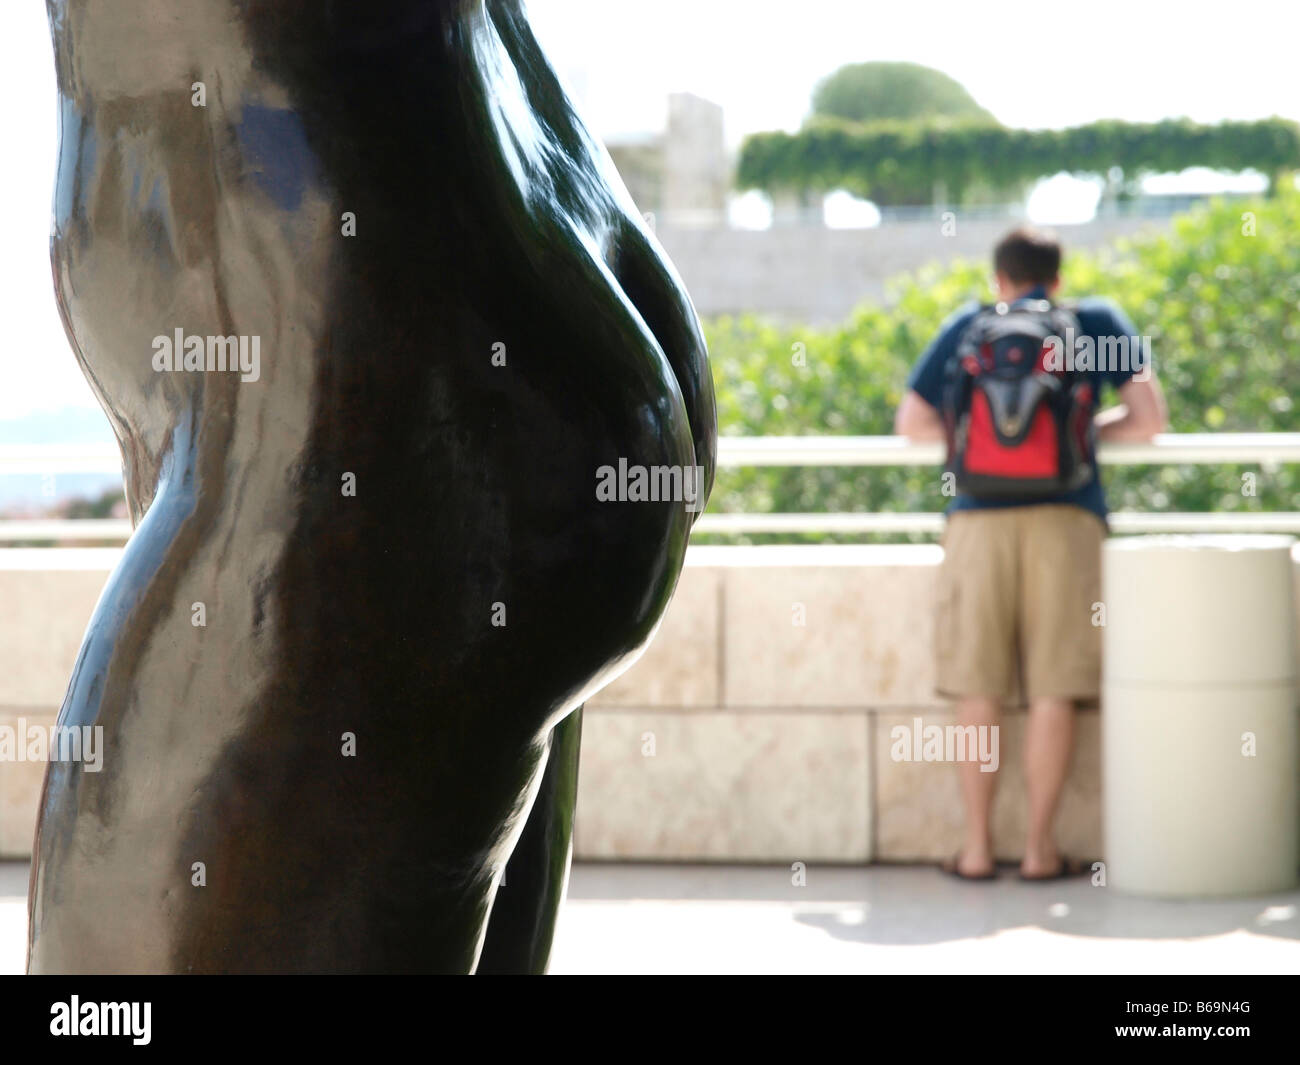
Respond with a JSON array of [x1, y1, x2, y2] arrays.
[[0, 550, 115, 856], [2, 544, 1297, 865], [578, 545, 1099, 864], [654, 216, 1161, 325]]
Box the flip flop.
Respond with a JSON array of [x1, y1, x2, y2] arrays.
[[941, 853, 998, 881], [1018, 855, 1086, 882]]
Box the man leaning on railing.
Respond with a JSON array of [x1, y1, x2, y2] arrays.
[[894, 225, 1167, 882]]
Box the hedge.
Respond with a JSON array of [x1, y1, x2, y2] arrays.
[[737, 117, 1300, 205]]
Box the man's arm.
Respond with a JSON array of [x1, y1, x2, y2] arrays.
[[895, 304, 978, 441], [1087, 298, 1168, 443], [894, 390, 946, 441], [1095, 375, 1168, 443]]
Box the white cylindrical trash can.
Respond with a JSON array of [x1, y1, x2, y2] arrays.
[[1102, 534, 1299, 897]]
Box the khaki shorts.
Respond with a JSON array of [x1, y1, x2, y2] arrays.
[[935, 504, 1105, 702]]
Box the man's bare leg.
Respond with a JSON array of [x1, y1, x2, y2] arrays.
[[1022, 696, 1075, 877], [954, 696, 1001, 876]]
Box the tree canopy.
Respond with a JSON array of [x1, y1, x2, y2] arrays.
[[811, 62, 996, 125]]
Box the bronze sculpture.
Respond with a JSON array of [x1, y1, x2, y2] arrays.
[[30, 0, 715, 973]]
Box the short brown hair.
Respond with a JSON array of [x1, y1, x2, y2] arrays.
[[993, 226, 1062, 285]]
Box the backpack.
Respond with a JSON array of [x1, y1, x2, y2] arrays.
[[941, 299, 1096, 500]]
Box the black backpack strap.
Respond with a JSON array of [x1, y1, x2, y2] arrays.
[[955, 303, 1002, 360]]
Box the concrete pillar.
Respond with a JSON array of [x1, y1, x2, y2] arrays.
[[1102, 535, 1299, 897]]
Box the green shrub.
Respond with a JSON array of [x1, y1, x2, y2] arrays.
[[700, 189, 1300, 542]]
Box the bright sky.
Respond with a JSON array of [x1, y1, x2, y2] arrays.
[[2, 0, 1294, 419], [529, 0, 1299, 142]]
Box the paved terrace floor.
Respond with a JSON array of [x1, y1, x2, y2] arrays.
[[3, 861, 1299, 975]]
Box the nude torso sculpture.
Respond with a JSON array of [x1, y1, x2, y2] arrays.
[[30, 0, 715, 973]]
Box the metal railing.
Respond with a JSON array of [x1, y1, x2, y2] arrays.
[[714, 432, 1300, 468], [2, 433, 1299, 543], [701, 432, 1300, 536]]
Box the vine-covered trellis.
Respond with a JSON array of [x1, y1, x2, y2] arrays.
[[737, 117, 1300, 205]]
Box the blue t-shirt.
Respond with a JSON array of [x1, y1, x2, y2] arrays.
[[905, 286, 1144, 522]]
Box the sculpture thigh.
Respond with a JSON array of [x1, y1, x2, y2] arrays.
[[29, 0, 714, 973], [477, 709, 583, 975]]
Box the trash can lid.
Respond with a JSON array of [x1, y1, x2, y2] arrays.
[[1106, 533, 1296, 553]]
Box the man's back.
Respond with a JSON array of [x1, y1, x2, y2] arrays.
[[893, 226, 1166, 884], [904, 287, 1149, 522]]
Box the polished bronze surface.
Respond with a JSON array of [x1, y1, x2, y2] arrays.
[[30, 0, 715, 973]]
